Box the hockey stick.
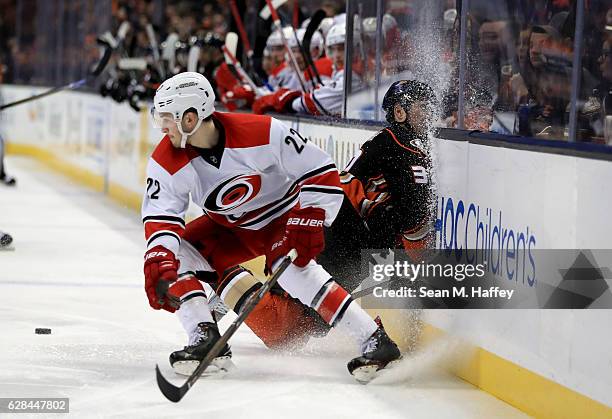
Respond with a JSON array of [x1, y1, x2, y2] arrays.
[[302, 9, 326, 86], [222, 33, 260, 93], [145, 23, 165, 79], [0, 40, 112, 111], [187, 44, 201, 73], [259, 0, 288, 20], [156, 249, 298, 403], [228, 0, 253, 65], [222, 45, 259, 93], [228, 0, 265, 86], [290, 27, 318, 90], [264, 0, 308, 93]]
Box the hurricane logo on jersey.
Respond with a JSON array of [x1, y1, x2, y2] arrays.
[[204, 174, 262, 213]]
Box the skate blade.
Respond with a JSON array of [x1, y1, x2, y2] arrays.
[[351, 365, 379, 384], [172, 356, 235, 377], [351, 357, 403, 384], [0, 246, 15, 251]]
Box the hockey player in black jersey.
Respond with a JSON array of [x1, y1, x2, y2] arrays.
[[317, 79, 437, 292]]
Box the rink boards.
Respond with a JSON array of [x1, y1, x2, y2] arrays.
[[1, 85, 611, 418]]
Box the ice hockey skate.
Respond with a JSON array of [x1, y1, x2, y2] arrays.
[[347, 317, 402, 384], [0, 175, 16, 186], [169, 322, 234, 376]]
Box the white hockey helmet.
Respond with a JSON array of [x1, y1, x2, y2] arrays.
[[288, 28, 324, 59], [319, 17, 335, 39], [362, 14, 398, 39], [152, 71, 215, 148], [309, 31, 324, 58], [326, 22, 346, 47], [266, 27, 294, 49], [287, 28, 305, 49], [333, 13, 346, 26], [266, 29, 283, 48], [300, 16, 335, 40]]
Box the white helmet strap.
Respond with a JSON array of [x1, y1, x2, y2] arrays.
[[176, 117, 204, 149]]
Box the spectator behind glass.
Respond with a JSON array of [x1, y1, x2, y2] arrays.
[[522, 24, 570, 138], [510, 27, 533, 106], [477, 18, 516, 111]]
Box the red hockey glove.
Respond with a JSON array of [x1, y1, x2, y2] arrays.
[[232, 85, 256, 101], [285, 207, 326, 267], [252, 93, 277, 114], [144, 245, 179, 312], [272, 88, 301, 113]]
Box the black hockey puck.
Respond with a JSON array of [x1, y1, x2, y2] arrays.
[[35, 328, 52, 335]]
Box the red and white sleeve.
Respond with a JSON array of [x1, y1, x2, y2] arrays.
[[141, 158, 190, 255]]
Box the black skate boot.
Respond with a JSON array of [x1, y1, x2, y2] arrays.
[[347, 317, 401, 383], [0, 175, 16, 186], [169, 322, 234, 376]]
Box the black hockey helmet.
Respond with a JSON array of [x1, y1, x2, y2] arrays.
[[382, 80, 436, 123]]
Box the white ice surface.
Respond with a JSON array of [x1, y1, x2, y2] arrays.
[[0, 156, 529, 419]]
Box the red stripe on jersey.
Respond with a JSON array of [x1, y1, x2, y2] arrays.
[[213, 112, 272, 149], [302, 93, 321, 115], [270, 62, 287, 77], [316, 283, 350, 324], [384, 128, 424, 155], [144, 221, 184, 240], [301, 169, 341, 189], [151, 136, 200, 175], [168, 276, 204, 299]]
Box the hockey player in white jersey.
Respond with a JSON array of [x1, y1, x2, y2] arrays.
[[142, 71, 400, 382], [253, 22, 356, 117], [285, 28, 332, 91], [264, 28, 296, 91]]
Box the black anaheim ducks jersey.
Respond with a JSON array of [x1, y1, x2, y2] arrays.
[[339, 122, 434, 248]]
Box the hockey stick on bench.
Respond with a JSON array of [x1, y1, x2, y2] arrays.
[[301, 9, 326, 86], [264, 0, 308, 93], [156, 249, 298, 403]]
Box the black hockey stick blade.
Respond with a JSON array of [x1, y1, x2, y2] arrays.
[[302, 10, 326, 85], [91, 40, 113, 76], [156, 364, 187, 402], [303, 10, 325, 55], [155, 249, 298, 402]]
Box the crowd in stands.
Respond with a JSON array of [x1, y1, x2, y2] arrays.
[[2, 0, 612, 144], [447, 0, 612, 143]]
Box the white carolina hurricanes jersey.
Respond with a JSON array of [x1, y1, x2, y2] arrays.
[[142, 112, 344, 255], [268, 62, 295, 91], [291, 68, 345, 116], [285, 56, 334, 93]]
